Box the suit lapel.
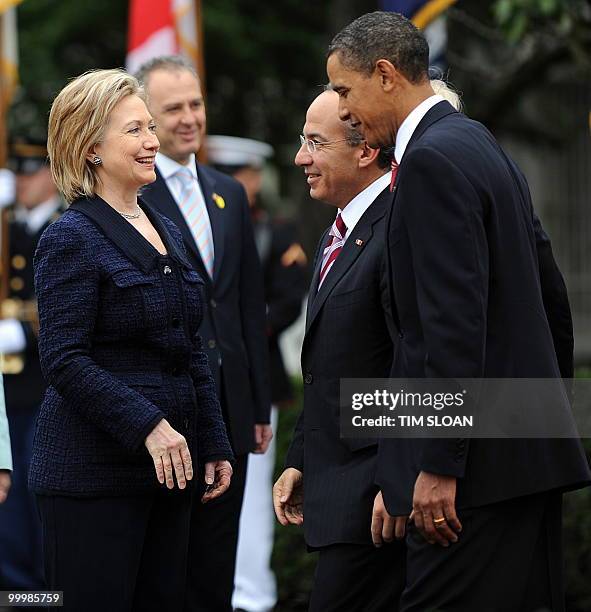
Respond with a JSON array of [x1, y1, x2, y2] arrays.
[[306, 227, 330, 319], [405, 100, 457, 155], [196, 163, 225, 284], [305, 189, 389, 334]]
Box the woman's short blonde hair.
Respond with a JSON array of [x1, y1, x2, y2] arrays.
[[47, 68, 144, 203]]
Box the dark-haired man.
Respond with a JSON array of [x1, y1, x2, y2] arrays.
[[273, 89, 406, 611], [327, 11, 590, 611]]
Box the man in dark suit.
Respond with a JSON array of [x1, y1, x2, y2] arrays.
[[0, 139, 62, 592], [273, 89, 406, 611], [136, 57, 271, 612], [207, 135, 308, 612], [327, 12, 591, 610]]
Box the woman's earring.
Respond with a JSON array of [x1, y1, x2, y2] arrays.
[[91, 156, 102, 166]]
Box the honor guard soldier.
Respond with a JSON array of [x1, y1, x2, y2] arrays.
[[0, 138, 63, 591], [208, 135, 308, 612]]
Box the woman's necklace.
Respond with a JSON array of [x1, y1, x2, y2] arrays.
[[116, 205, 142, 220]]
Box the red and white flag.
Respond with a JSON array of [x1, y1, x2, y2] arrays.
[[126, 0, 202, 75]]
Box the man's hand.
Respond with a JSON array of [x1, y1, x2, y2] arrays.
[[145, 418, 193, 490], [0, 470, 11, 504], [410, 471, 462, 547], [201, 460, 233, 503], [253, 424, 273, 454], [273, 468, 303, 526], [371, 491, 407, 547]]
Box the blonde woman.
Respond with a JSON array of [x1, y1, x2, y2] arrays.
[[31, 69, 233, 611]]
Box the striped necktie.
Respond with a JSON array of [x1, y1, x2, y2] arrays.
[[175, 167, 215, 278], [318, 213, 347, 290], [390, 159, 399, 192]]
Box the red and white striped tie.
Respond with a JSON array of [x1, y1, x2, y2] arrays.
[[318, 213, 347, 290], [390, 159, 399, 192]]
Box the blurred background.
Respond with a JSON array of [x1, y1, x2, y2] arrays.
[[1, 1, 590, 609]]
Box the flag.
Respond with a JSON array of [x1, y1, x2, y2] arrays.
[[126, 0, 203, 78], [380, 0, 457, 73], [0, 1, 22, 110]]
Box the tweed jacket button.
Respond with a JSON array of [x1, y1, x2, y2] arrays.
[[304, 373, 313, 384], [172, 317, 181, 328], [208, 339, 216, 349]]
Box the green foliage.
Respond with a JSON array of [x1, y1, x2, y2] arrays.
[[493, 0, 590, 45]]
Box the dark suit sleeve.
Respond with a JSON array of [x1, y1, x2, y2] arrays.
[[237, 188, 272, 424], [284, 409, 304, 472], [397, 146, 489, 477], [266, 224, 307, 336], [190, 334, 234, 463], [34, 222, 164, 452], [533, 214, 574, 379]]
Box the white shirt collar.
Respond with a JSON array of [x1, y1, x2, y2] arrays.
[[338, 172, 391, 239], [156, 152, 198, 181], [394, 95, 444, 164], [15, 196, 61, 234]]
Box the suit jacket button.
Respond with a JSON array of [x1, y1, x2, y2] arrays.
[[210, 299, 217, 309], [163, 265, 172, 275], [398, 331, 404, 339], [172, 317, 181, 328], [208, 339, 217, 349], [304, 373, 313, 385]]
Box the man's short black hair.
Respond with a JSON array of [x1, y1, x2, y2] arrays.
[[328, 11, 429, 83]]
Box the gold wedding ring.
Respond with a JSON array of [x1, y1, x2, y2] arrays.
[[433, 517, 447, 524]]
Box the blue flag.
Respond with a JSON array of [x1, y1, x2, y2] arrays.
[[379, 0, 457, 74]]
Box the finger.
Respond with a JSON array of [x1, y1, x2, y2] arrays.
[[433, 518, 458, 544], [162, 453, 174, 489], [204, 462, 215, 485], [278, 480, 294, 504], [152, 455, 165, 485], [423, 512, 449, 547], [285, 504, 303, 525], [382, 515, 395, 543], [443, 498, 462, 533], [371, 512, 384, 547], [394, 516, 407, 539], [180, 445, 193, 481], [172, 448, 187, 490], [273, 486, 290, 526]]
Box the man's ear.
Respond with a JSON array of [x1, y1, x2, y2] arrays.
[[375, 59, 399, 92], [358, 143, 380, 169]]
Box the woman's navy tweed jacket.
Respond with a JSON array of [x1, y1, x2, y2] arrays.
[[29, 196, 233, 496]]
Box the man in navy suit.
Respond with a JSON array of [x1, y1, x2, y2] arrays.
[[137, 56, 271, 612], [327, 12, 591, 610], [273, 89, 406, 611]]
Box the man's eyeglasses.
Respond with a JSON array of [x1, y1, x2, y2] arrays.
[[299, 134, 349, 154]]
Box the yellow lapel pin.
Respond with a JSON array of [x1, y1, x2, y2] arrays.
[[213, 193, 225, 209]]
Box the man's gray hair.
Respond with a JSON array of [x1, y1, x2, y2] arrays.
[[328, 11, 429, 83], [135, 55, 198, 88]]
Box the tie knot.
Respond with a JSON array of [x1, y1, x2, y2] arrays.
[[334, 213, 347, 240], [176, 166, 194, 186]]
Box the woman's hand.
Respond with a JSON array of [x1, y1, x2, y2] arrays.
[[201, 460, 233, 503], [145, 419, 193, 490]]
